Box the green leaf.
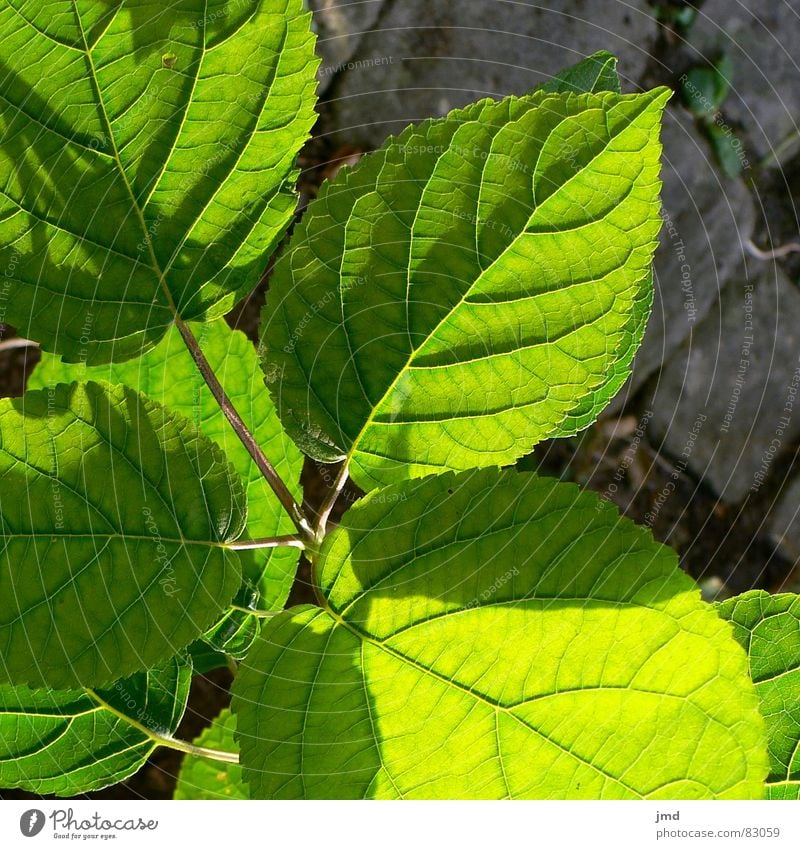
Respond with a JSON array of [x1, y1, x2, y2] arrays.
[[541, 51, 621, 95], [30, 319, 305, 631], [233, 470, 767, 799], [187, 640, 230, 676], [262, 88, 670, 489], [174, 708, 248, 799], [0, 381, 245, 689], [717, 591, 800, 800], [0, 656, 190, 796], [0, 0, 318, 363], [681, 55, 734, 118], [655, 4, 697, 30], [201, 586, 261, 661], [707, 124, 744, 178]]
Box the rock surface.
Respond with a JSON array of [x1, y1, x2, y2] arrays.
[[318, 0, 658, 147], [308, 0, 387, 94], [608, 105, 756, 409], [769, 476, 800, 568], [644, 261, 800, 504], [686, 0, 800, 164]]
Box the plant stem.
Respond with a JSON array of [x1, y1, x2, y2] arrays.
[[227, 535, 305, 551], [77, 29, 310, 545], [174, 317, 314, 542], [86, 689, 239, 765], [744, 238, 800, 261], [757, 126, 800, 170], [0, 338, 39, 354], [156, 737, 240, 764], [229, 603, 279, 619], [315, 461, 350, 541]]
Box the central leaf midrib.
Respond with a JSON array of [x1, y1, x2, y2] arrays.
[[69, 0, 186, 320], [138, 0, 208, 221], [1, 531, 227, 547], [343, 93, 658, 463]]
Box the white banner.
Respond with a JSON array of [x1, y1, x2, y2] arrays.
[[2, 800, 797, 849]]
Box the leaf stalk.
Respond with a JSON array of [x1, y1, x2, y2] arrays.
[[227, 535, 305, 551], [174, 318, 315, 543], [86, 689, 239, 765], [315, 462, 350, 542]]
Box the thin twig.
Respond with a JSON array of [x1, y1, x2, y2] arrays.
[[745, 238, 800, 261], [227, 535, 305, 551], [758, 127, 800, 171], [315, 461, 350, 541], [229, 603, 280, 619], [174, 318, 314, 542], [0, 337, 39, 354], [156, 737, 240, 764]]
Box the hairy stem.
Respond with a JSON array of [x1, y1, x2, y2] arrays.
[[174, 317, 314, 542], [229, 603, 280, 619], [0, 337, 39, 354], [155, 737, 240, 764], [227, 535, 305, 551], [315, 461, 350, 542], [86, 689, 239, 765]]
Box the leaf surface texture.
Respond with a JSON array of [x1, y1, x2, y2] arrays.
[[0, 381, 245, 688], [263, 88, 669, 488], [0, 0, 318, 362], [234, 470, 766, 799]]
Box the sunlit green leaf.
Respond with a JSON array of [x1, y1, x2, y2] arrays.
[[0, 0, 318, 362], [718, 591, 800, 800], [0, 381, 245, 689], [174, 708, 247, 800], [234, 470, 766, 799], [263, 88, 669, 489]]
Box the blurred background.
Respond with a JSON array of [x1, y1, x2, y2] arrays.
[[2, 0, 799, 798]]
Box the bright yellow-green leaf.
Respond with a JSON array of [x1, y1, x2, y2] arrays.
[[262, 88, 669, 489], [234, 470, 767, 799], [174, 708, 248, 800]]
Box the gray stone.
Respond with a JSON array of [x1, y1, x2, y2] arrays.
[[686, 0, 800, 164], [309, 0, 387, 94], [644, 262, 800, 504], [608, 106, 756, 410], [769, 476, 800, 568], [318, 0, 658, 147]]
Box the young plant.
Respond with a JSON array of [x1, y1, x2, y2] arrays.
[[680, 54, 747, 177], [0, 1, 790, 800]]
